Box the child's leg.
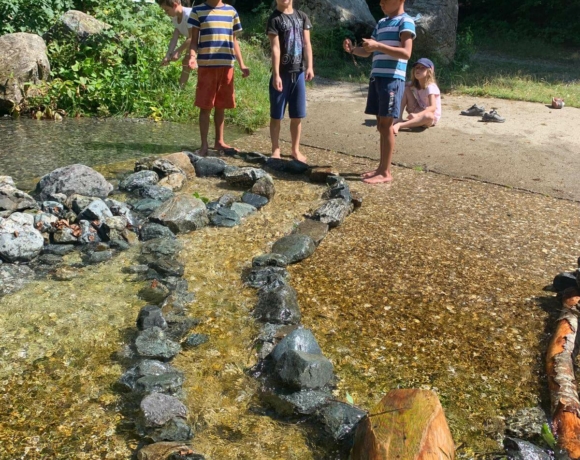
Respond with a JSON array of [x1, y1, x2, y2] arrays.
[[213, 67, 236, 151], [396, 87, 411, 123], [270, 119, 282, 158], [288, 72, 307, 163], [364, 116, 395, 184], [392, 112, 435, 134], [199, 108, 212, 156], [289, 119, 307, 162]]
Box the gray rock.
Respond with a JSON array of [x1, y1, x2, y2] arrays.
[[505, 407, 548, 442], [139, 185, 174, 202], [325, 183, 352, 202], [78, 220, 100, 244], [35, 164, 113, 201], [7, 212, 35, 227], [103, 216, 128, 232], [0, 176, 15, 187], [0, 184, 38, 212], [312, 199, 353, 228], [250, 175, 275, 200], [118, 359, 177, 392], [137, 305, 168, 330], [0, 264, 35, 296], [252, 253, 288, 268], [183, 333, 209, 349], [83, 249, 112, 265], [150, 195, 209, 234], [41, 201, 65, 217], [243, 151, 268, 164], [262, 388, 332, 416], [68, 194, 97, 214], [165, 317, 199, 342], [271, 234, 316, 264], [218, 194, 238, 207], [231, 202, 257, 218], [407, 0, 458, 64], [245, 266, 289, 289], [276, 350, 334, 390], [0, 33, 50, 114], [132, 198, 164, 215], [36, 253, 63, 266], [0, 219, 44, 262], [139, 281, 171, 304], [52, 227, 78, 244], [241, 192, 268, 209], [210, 207, 240, 227], [140, 222, 176, 241], [135, 372, 184, 396], [148, 417, 193, 442], [503, 437, 550, 460], [270, 328, 323, 362], [254, 283, 301, 324], [123, 264, 149, 274], [148, 258, 185, 278], [140, 237, 182, 260], [292, 219, 329, 246], [318, 401, 366, 441], [110, 239, 131, 251], [223, 167, 269, 188], [34, 212, 59, 233], [193, 157, 226, 177], [42, 244, 76, 256], [151, 159, 184, 178], [44, 10, 111, 42], [120, 170, 159, 192], [135, 326, 181, 361], [140, 392, 187, 427]]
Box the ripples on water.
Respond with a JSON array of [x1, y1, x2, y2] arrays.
[[0, 117, 239, 189]]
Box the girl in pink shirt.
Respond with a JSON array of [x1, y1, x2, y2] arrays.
[[393, 57, 441, 135]]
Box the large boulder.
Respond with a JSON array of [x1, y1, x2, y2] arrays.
[[0, 33, 50, 114], [406, 0, 458, 64], [0, 183, 39, 213], [0, 218, 44, 262], [44, 10, 111, 42], [35, 164, 113, 201], [149, 195, 209, 234], [295, 0, 375, 34]]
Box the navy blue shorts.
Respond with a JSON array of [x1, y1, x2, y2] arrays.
[[269, 72, 306, 120], [364, 77, 405, 118]]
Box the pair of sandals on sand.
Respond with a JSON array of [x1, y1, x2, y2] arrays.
[[461, 104, 505, 123]]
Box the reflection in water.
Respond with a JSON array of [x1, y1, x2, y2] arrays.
[[0, 117, 241, 189]]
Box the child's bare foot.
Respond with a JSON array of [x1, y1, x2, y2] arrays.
[[361, 169, 377, 178], [214, 142, 238, 153], [271, 148, 281, 159], [362, 173, 392, 184], [197, 147, 209, 157], [292, 152, 308, 163]]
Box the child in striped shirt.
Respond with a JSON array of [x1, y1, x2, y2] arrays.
[[187, 0, 249, 156], [343, 0, 415, 184]]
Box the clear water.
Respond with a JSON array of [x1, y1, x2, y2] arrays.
[[0, 117, 242, 189]]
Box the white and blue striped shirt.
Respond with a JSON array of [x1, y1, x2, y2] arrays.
[[370, 13, 416, 80]]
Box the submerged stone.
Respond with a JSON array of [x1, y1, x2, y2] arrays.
[[135, 326, 181, 361], [275, 350, 334, 390], [138, 280, 171, 304], [140, 392, 187, 427], [319, 401, 366, 442], [83, 249, 113, 265], [140, 222, 176, 241], [137, 305, 168, 331], [148, 258, 185, 278], [503, 437, 550, 460], [135, 372, 184, 396], [254, 283, 301, 324], [261, 387, 332, 416], [210, 207, 240, 227], [241, 192, 268, 209], [312, 199, 353, 228], [183, 333, 209, 349], [141, 237, 183, 259], [148, 417, 193, 443], [118, 359, 178, 392], [271, 234, 316, 264], [231, 202, 257, 218], [0, 264, 35, 296], [292, 219, 329, 246], [252, 253, 288, 268], [149, 195, 209, 234], [42, 243, 76, 256]]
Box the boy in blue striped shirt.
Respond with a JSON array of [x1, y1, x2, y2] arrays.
[[343, 0, 415, 184], [187, 0, 249, 156]]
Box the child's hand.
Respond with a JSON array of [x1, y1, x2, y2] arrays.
[[362, 38, 378, 52], [343, 38, 353, 54], [407, 113, 417, 120], [305, 68, 314, 82], [272, 75, 283, 91], [240, 66, 250, 78], [188, 54, 198, 71], [170, 50, 181, 61]]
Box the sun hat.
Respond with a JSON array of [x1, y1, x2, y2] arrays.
[[412, 58, 434, 69]]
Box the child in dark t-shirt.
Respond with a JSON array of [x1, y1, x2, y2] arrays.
[[267, 0, 313, 163]]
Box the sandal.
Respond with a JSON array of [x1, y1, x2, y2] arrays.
[[461, 104, 485, 116], [482, 109, 505, 123]]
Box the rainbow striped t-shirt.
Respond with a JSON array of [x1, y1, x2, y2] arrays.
[[188, 3, 242, 67]]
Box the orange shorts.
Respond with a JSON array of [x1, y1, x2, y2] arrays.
[[195, 66, 235, 110]]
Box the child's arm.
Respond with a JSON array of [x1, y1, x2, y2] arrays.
[[269, 33, 282, 90], [162, 29, 181, 66], [173, 37, 192, 60], [408, 94, 437, 120], [304, 29, 314, 81], [343, 38, 372, 58], [233, 34, 250, 78], [361, 31, 414, 60], [187, 27, 199, 70]]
